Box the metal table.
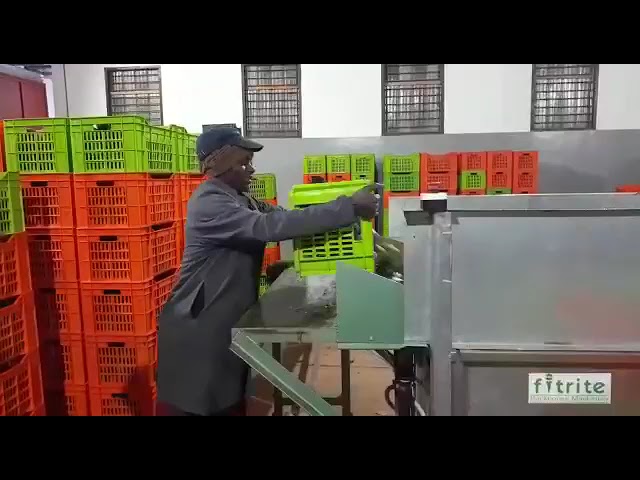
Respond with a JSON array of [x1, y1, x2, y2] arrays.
[[231, 269, 351, 416]]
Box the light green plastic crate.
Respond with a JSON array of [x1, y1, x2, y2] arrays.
[[4, 118, 72, 173], [178, 133, 199, 173], [259, 275, 270, 297], [383, 173, 420, 192], [0, 172, 25, 235], [383, 209, 390, 237], [383, 154, 420, 174], [327, 155, 351, 174], [304, 155, 327, 175], [249, 173, 277, 200], [460, 170, 487, 190], [70, 116, 177, 173], [351, 154, 376, 183], [289, 180, 374, 277]]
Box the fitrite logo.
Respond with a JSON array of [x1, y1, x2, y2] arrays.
[[528, 373, 611, 404]]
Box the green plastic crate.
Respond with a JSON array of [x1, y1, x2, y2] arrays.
[[289, 180, 374, 277], [327, 155, 351, 174], [70, 116, 177, 173], [460, 170, 487, 190], [4, 118, 72, 173], [259, 275, 270, 297], [304, 155, 327, 175], [178, 133, 199, 173], [351, 154, 376, 183], [383, 173, 420, 192], [249, 173, 277, 200], [383, 154, 420, 174], [383, 209, 390, 237], [0, 172, 25, 235], [487, 188, 512, 195]]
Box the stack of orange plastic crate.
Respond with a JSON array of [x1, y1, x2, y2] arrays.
[[513, 151, 539, 194], [1, 120, 47, 416], [420, 153, 458, 195]]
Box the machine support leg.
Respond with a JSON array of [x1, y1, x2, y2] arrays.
[[272, 343, 283, 416], [393, 348, 415, 416], [340, 350, 352, 416]]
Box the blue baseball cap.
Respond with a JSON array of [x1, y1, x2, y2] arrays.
[[196, 127, 263, 162]]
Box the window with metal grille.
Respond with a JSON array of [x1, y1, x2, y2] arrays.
[[105, 66, 163, 125], [242, 64, 301, 138], [382, 64, 444, 135], [531, 64, 598, 131]]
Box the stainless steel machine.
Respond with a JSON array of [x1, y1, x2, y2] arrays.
[[232, 192, 640, 416]]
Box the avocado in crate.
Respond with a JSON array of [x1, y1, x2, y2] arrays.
[[249, 173, 277, 201], [3, 118, 72, 174], [288, 180, 374, 277], [69, 116, 178, 174]]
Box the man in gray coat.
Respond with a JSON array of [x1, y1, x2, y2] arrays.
[[156, 127, 378, 416]]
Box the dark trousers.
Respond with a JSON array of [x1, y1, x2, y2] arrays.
[[156, 400, 247, 417]]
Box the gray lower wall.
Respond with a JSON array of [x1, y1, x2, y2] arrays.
[[254, 129, 640, 258]]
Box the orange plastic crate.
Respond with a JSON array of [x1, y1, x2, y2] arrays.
[[487, 170, 512, 190], [176, 173, 205, 220], [303, 174, 327, 184], [421, 172, 457, 194], [35, 282, 83, 340], [89, 384, 156, 416], [27, 228, 78, 288], [0, 232, 32, 302], [0, 351, 44, 416], [0, 292, 38, 365], [20, 174, 75, 229], [514, 151, 539, 173], [39, 333, 86, 389], [44, 384, 88, 416], [262, 245, 281, 272], [459, 152, 487, 171], [84, 333, 157, 388], [421, 153, 458, 173], [77, 224, 179, 283], [74, 173, 178, 229], [513, 172, 538, 194], [328, 173, 351, 183], [81, 272, 176, 336], [488, 151, 513, 172], [26, 402, 46, 416], [616, 185, 640, 193], [264, 198, 278, 207]]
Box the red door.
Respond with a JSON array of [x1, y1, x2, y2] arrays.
[[20, 79, 48, 118], [0, 74, 24, 119]]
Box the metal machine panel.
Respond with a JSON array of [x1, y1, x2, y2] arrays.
[[451, 350, 640, 416], [388, 196, 432, 346], [449, 194, 640, 349]]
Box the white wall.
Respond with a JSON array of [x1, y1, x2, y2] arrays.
[[300, 64, 381, 137], [444, 64, 532, 134], [596, 64, 640, 130], [52, 64, 640, 137], [62, 64, 243, 133]]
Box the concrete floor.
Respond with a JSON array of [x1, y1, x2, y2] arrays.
[[248, 344, 394, 416]]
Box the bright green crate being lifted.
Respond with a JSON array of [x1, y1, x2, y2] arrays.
[[327, 155, 351, 174], [69, 116, 178, 173], [249, 173, 277, 201], [289, 180, 374, 277], [351, 154, 376, 183], [0, 172, 25, 235], [4, 118, 72, 174]]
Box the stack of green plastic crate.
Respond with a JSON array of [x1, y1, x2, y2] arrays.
[[383, 154, 420, 192], [350, 154, 376, 183], [289, 180, 374, 277], [303, 155, 327, 183]]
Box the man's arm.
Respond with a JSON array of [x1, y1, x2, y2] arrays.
[[192, 194, 358, 245]]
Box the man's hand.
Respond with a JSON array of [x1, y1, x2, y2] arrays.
[[351, 184, 381, 220]]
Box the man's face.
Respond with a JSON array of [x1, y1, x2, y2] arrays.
[[223, 149, 255, 193]]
